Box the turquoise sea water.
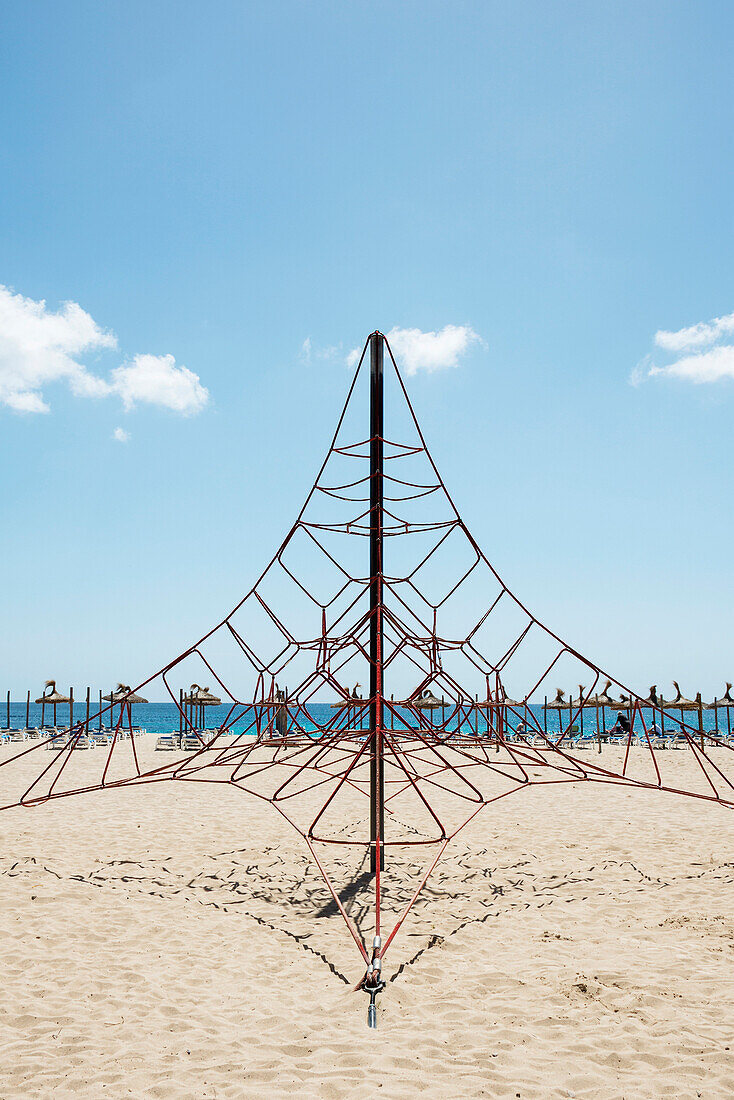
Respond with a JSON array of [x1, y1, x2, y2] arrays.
[[1, 700, 731, 739]]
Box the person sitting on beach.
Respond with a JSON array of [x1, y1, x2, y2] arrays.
[[609, 714, 630, 737]]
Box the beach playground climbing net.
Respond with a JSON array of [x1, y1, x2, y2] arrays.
[[3, 331, 734, 1026]]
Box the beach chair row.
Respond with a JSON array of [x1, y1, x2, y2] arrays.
[[484, 730, 734, 750], [155, 732, 211, 751], [36, 727, 148, 749], [558, 732, 734, 750], [0, 726, 73, 745]]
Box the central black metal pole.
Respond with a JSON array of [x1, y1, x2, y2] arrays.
[[369, 332, 385, 874]]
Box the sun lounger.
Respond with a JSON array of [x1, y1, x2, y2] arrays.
[[182, 735, 207, 751], [155, 735, 180, 751]]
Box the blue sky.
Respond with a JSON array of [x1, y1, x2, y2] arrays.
[[1, 1, 733, 698]]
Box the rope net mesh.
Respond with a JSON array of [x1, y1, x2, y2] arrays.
[[3, 332, 733, 982]]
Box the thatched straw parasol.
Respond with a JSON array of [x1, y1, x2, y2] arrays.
[[474, 689, 521, 708], [565, 684, 590, 737], [578, 679, 615, 742], [183, 684, 222, 706], [330, 683, 364, 708], [608, 685, 658, 710], [545, 688, 567, 709], [102, 683, 148, 729], [662, 681, 699, 711], [639, 685, 659, 708], [35, 679, 70, 726], [330, 682, 365, 732], [610, 691, 634, 711], [404, 689, 443, 709], [570, 684, 597, 708], [583, 679, 615, 707], [544, 690, 569, 738], [707, 682, 734, 708], [708, 682, 734, 736], [103, 683, 149, 705], [183, 684, 222, 732]]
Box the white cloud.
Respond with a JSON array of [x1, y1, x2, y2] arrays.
[[112, 426, 130, 443], [299, 336, 312, 365], [5, 390, 51, 414], [649, 345, 734, 384], [636, 307, 734, 386], [628, 355, 651, 388], [655, 310, 734, 353], [111, 354, 209, 415], [347, 324, 482, 375], [301, 336, 342, 366], [0, 283, 210, 416], [0, 284, 116, 413]]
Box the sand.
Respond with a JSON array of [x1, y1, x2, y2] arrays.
[[1, 735, 733, 1098]]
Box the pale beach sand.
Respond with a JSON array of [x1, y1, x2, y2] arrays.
[[1, 735, 733, 1098]]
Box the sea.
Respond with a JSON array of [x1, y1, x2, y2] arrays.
[[1, 700, 731, 738]]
